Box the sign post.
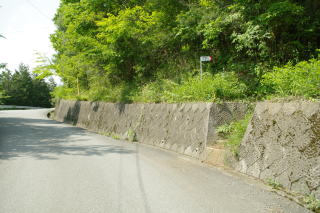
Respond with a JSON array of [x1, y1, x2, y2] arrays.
[[200, 56, 212, 80]]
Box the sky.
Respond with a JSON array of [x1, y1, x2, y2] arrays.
[[0, 0, 60, 71]]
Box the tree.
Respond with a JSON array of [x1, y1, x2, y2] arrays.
[[0, 63, 54, 107], [6, 64, 33, 106], [49, 0, 320, 102], [0, 64, 11, 104]]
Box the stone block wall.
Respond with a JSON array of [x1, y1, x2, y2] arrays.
[[237, 101, 320, 198], [54, 100, 249, 159]]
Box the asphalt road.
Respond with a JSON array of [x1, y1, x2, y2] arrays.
[[0, 109, 311, 213]]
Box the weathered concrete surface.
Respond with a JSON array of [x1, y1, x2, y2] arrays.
[[54, 100, 248, 159], [237, 101, 320, 199], [0, 109, 311, 213], [207, 103, 250, 146]]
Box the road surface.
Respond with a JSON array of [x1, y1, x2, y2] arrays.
[[0, 109, 310, 213]]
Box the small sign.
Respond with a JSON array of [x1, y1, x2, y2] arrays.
[[200, 56, 212, 62]]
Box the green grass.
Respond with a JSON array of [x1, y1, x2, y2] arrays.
[[54, 72, 249, 103], [133, 72, 247, 103], [111, 134, 121, 140], [262, 56, 320, 99], [99, 132, 121, 140], [53, 56, 320, 104], [216, 123, 234, 135], [126, 129, 137, 142], [267, 179, 284, 190], [216, 113, 253, 158], [303, 194, 320, 212]]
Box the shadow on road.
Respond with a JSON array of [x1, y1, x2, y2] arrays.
[[0, 117, 135, 160], [135, 143, 151, 213]]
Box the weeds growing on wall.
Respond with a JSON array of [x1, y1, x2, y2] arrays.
[[267, 179, 284, 190], [216, 113, 253, 158], [303, 194, 320, 213]]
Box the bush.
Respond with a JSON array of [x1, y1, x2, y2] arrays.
[[53, 82, 138, 103], [131, 80, 177, 103], [262, 56, 320, 99], [54, 72, 247, 103], [166, 72, 247, 102], [134, 72, 247, 103], [87, 84, 134, 103]]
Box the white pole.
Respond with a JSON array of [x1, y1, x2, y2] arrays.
[[200, 59, 203, 80]]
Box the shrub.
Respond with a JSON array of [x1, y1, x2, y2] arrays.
[[132, 72, 247, 103], [262, 56, 320, 99], [166, 72, 247, 102], [87, 84, 133, 103], [54, 72, 247, 103], [131, 80, 177, 103]]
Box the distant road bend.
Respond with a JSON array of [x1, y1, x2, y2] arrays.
[[0, 109, 310, 213]]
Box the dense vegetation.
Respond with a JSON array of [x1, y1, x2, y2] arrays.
[[0, 64, 55, 107], [45, 0, 320, 102]]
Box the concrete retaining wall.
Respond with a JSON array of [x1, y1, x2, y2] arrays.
[[54, 100, 248, 159], [55, 99, 320, 197], [237, 101, 320, 198]]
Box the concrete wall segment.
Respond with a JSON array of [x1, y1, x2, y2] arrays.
[[237, 100, 320, 198], [54, 100, 249, 160], [56, 99, 320, 198]]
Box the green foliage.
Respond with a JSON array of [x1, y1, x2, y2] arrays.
[[223, 113, 252, 158], [133, 72, 247, 103], [126, 129, 137, 142], [262, 56, 320, 99], [258, 1, 304, 26], [0, 64, 54, 107], [33, 52, 57, 80], [172, 72, 247, 102], [0, 90, 7, 104], [303, 194, 320, 212], [216, 124, 233, 135], [52, 86, 77, 100], [96, 6, 166, 83], [49, 0, 320, 103], [132, 79, 177, 103], [267, 179, 284, 190], [111, 134, 121, 140], [231, 22, 271, 59], [99, 131, 122, 140]]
